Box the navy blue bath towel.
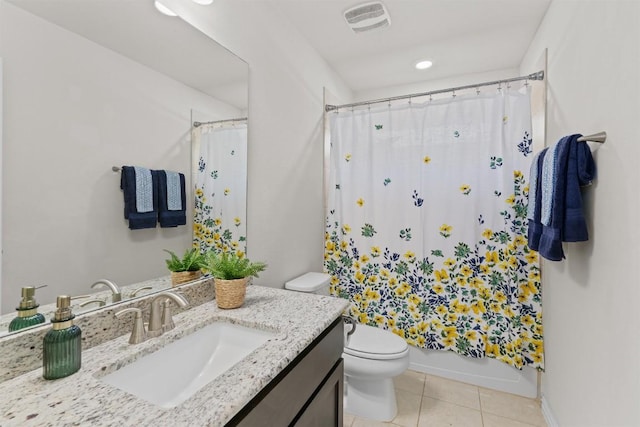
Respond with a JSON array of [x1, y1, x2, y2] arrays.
[[120, 166, 158, 230], [154, 170, 186, 227]]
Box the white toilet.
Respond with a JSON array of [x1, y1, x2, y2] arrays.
[[285, 272, 410, 422]]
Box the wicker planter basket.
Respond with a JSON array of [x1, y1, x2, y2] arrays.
[[214, 277, 249, 309], [171, 270, 202, 287]]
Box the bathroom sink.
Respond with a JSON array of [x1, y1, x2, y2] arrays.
[[100, 322, 276, 408]]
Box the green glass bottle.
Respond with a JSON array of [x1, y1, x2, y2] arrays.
[[8, 286, 46, 332], [43, 295, 82, 380]]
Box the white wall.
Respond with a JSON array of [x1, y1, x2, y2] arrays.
[[163, 0, 353, 288], [520, 1, 640, 425], [0, 3, 240, 312]]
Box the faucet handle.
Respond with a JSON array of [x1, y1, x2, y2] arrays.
[[115, 307, 146, 344]]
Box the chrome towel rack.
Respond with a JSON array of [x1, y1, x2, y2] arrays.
[[577, 131, 606, 143]]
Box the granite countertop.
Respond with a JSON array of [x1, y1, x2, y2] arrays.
[[0, 286, 349, 427]]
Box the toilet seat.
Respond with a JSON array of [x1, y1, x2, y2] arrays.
[[344, 324, 409, 360]]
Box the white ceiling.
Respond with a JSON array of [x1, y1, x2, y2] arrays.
[[268, 0, 551, 93], [7, 0, 249, 110]]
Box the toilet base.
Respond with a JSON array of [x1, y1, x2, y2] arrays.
[[344, 376, 397, 422]]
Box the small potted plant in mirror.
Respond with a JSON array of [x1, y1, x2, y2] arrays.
[[202, 251, 267, 309], [164, 248, 205, 286]]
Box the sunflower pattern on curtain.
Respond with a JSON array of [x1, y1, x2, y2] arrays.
[[193, 122, 247, 256], [324, 89, 543, 370]]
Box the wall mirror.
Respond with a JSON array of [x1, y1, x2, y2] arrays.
[[0, 0, 249, 335]]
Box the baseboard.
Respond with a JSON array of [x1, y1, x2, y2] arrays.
[[541, 395, 559, 427]]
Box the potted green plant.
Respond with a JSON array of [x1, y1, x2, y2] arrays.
[[164, 248, 205, 286], [202, 251, 267, 309]]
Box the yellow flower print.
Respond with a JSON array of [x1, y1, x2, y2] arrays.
[[482, 229, 493, 239], [524, 185, 530, 194], [478, 287, 491, 299], [340, 241, 348, 250], [214, 217, 222, 226], [494, 291, 507, 303], [408, 326, 418, 336], [434, 269, 450, 283], [532, 353, 543, 364], [213, 233, 221, 241], [455, 303, 470, 314], [480, 264, 490, 274], [330, 276, 340, 286], [345, 153, 352, 162], [417, 322, 429, 333], [388, 318, 396, 329], [368, 276, 378, 284], [364, 287, 380, 300], [404, 250, 416, 261], [432, 284, 444, 294], [358, 313, 368, 324], [485, 251, 499, 264], [508, 256, 518, 269], [195, 188, 203, 197], [374, 315, 385, 325], [380, 269, 390, 278], [469, 277, 484, 287], [522, 315, 534, 326], [325, 241, 335, 252], [370, 246, 381, 257], [417, 336, 426, 346], [444, 258, 456, 268], [423, 156, 431, 164], [355, 271, 365, 283], [514, 170, 523, 179], [490, 302, 501, 312], [353, 294, 362, 303], [525, 251, 538, 264], [459, 184, 471, 195], [471, 300, 486, 315], [514, 235, 526, 247], [342, 224, 351, 234], [529, 271, 541, 281], [353, 261, 361, 269], [231, 241, 238, 249], [388, 277, 398, 288], [236, 250, 245, 259], [460, 265, 472, 276], [465, 331, 477, 341], [456, 277, 466, 286], [224, 188, 231, 196], [443, 337, 455, 347], [447, 313, 458, 323], [234, 217, 241, 226], [408, 294, 421, 305], [439, 223, 452, 238], [506, 194, 515, 205], [360, 254, 370, 263], [436, 305, 448, 316]]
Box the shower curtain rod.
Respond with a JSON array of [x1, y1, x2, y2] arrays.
[[192, 117, 247, 128], [324, 71, 545, 112]]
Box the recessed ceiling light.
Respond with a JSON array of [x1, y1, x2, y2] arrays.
[[415, 60, 433, 70], [192, 0, 214, 4], [154, 0, 177, 16]]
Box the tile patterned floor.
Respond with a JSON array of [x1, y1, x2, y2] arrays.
[[343, 370, 547, 427]]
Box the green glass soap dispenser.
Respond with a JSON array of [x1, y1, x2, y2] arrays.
[[43, 295, 82, 380], [8, 286, 46, 332]]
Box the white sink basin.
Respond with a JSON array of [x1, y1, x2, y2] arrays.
[[100, 322, 276, 408]]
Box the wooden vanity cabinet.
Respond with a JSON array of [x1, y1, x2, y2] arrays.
[[229, 317, 344, 427]]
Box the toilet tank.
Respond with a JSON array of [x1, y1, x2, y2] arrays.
[[284, 272, 331, 295]]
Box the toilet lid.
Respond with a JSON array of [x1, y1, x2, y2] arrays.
[[344, 323, 408, 360]]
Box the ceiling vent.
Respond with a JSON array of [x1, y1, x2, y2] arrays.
[[344, 2, 391, 33]]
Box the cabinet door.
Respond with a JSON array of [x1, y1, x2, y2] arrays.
[[293, 359, 344, 427]]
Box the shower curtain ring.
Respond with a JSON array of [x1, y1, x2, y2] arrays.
[[452, 90, 456, 98], [476, 87, 480, 96]]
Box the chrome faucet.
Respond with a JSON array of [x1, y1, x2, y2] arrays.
[[91, 279, 122, 303], [129, 286, 153, 298], [147, 291, 189, 338], [79, 299, 106, 308], [115, 307, 146, 344]]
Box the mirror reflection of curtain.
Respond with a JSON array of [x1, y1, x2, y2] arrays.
[[192, 121, 247, 256]]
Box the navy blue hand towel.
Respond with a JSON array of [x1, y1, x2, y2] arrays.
[[538, 134, 596, 261], [527, 147, 548, 251], [154, 170, 186, 227], [120, 166, 158, 230]]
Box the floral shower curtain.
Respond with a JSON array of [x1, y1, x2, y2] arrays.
[[324, 89, 543, 370], [192, 122, 247, 256]]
